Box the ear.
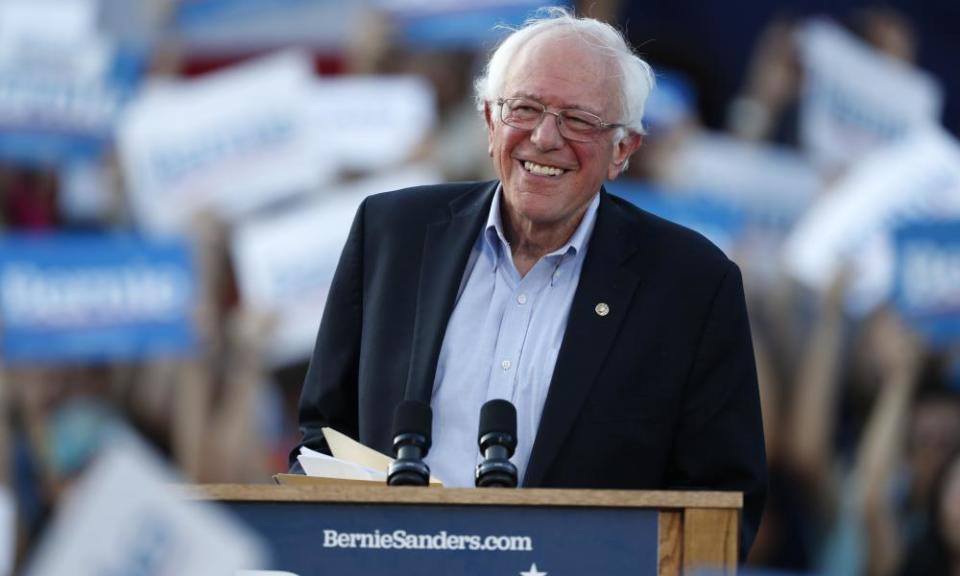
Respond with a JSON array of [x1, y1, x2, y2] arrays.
[[607, 132, 643, 180], [483, 102, 496, 157]]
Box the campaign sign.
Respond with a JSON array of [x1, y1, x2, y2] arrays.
[[0, 234, 197, 363], [0, 488, 11, 576], [308, 76, 436, 173], [667, 131, 820, 226], [784, 126, 960, 315], [118, 50, 331, 233], [796, 18, 942, 173], [226, 499, 658, 575], [607, 181, 745, 257], [384, 0, 571, 49], [24, 437, 266, 576], [174, 0, 364, 52], [232, 165, 441, 366], [893, 221, 960, 344], [0, 1, 144, 164]]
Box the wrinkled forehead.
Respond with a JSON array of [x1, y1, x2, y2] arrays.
[[501, 30, 621, 114]]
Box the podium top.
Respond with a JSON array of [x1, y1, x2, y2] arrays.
[[189, 484, 742, 510]]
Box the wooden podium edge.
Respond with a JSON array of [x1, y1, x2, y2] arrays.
[[187, 482, 742, 510]]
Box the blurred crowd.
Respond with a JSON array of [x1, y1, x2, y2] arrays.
[[0, 0, 958, 574]]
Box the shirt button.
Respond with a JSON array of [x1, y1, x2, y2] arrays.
[[501, 360, 512, 370], [517, 293, 528, 305]]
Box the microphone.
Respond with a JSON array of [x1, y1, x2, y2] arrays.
[[475, 399, 518, 488], [387, 400, 432, 486]]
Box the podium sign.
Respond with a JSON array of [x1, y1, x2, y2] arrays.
[[196, 484, 741, 576], [231, 500, 656, 575]]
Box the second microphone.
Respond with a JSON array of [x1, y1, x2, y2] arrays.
[[475, 399, 519, 488]]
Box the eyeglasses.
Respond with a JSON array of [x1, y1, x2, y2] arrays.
[[496, 97, 623, 142]]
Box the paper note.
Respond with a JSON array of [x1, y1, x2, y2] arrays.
[[320, 428, 443, 485]]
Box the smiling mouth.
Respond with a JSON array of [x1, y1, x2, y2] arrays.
[[523, 160, 566, 177]]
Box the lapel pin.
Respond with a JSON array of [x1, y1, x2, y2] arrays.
[[595, 302, 610, 317]]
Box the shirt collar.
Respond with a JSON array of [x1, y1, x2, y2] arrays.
[[482, 183, 601, 268]]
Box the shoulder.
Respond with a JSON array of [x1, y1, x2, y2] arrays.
[[602, 191, 735, 282], [362, 180, 495, 219]]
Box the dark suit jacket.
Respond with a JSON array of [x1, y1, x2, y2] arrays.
[[291, 180, 767, 555]]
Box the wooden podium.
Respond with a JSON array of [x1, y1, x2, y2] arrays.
[[196, 484, 740, 575]]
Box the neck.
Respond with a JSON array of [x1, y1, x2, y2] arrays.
[[502, 206, 585, 277]]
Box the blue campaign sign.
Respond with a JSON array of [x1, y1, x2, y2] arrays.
[[607, 181, 746, 256], [391, 1, 573, 49], [0, 47, 145, 166], [226, 500, 659, 575], [893, 220, 960, 344], [0, 234, 197, 363]]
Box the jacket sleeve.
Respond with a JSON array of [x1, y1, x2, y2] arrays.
[[670, 261, 768, 559], [288, 198, 368, 472]]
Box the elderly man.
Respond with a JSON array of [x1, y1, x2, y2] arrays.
[[291, 8, 766, 555]]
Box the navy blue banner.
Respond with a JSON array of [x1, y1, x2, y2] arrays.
[[0, 234, 197, 363], [227, 500, 659, 575], [893, 220, 960, 344]]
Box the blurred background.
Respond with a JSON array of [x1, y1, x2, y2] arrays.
[[0, 0, 958, 574]]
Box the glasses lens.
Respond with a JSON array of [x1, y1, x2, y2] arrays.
[[501, 99, 542, 129], [560, 111, 603, 137]]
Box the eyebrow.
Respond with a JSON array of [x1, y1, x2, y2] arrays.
[[508, 92, 603, 116]]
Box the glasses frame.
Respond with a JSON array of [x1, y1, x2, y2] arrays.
[[496, 97, 624, 142]]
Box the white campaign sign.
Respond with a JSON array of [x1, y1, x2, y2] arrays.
[[0, 0, 96, 43], [175, 1, 365, 52], [232, 166, 441, 366], [118, 50, 332, 233], [0, 487, 11, 576], [24, 438, 266, 576], [376, 0, 544, 12], [308, 76, 435, 172], [783, 126, 960, 313], [0, 0, 108, 78], [667, 131, 820, 222], [796, 18, 942, 173], [0, 1, 125, 146]]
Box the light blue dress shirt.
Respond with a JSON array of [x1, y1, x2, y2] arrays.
[[424, 187, 599, 487]]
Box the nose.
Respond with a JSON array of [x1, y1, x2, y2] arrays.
[[529, 110, 565, 150]]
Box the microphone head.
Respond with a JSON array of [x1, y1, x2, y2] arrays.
[[392, 400, 432, 451], [478, 399, 517, 446]]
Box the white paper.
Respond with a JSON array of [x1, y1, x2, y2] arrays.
[[24, 437, 266, 576], [316, 428, 443, 485], [297, 448, 387, 482]]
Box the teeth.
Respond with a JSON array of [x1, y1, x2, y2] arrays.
[[524, 161, 565, 176]]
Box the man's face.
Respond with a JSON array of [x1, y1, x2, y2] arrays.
[[484, 32, 641, 235]]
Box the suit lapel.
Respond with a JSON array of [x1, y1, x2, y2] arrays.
[[404, 182, 497, 403], [523, 192, 645, 486]]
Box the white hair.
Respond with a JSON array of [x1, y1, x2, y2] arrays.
[[474, 6, 655, 135]]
